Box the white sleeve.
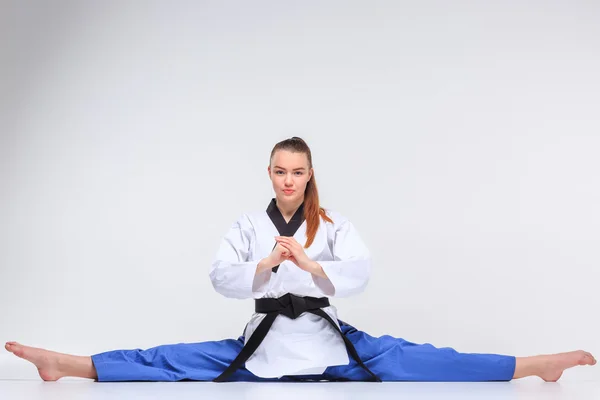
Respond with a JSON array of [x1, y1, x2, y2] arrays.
[[312, 219, 371, 297], [209, 214, 271, 299]]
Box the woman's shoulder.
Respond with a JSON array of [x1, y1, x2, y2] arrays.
[[226, 211, 256, 231], [233, 208, 270, 229], [321, 207, 351, 229]]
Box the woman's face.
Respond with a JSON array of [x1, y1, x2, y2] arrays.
[[268, 150, 313, 203]]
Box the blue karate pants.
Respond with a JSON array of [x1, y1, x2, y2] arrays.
[[91, 320, 516, 382]]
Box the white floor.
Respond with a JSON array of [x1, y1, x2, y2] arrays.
[[0, 379, 599, 400]]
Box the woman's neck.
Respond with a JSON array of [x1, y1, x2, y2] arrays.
[[276, 196, 304, 222]]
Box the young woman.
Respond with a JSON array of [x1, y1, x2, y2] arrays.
[[5, 137, 596, 382]]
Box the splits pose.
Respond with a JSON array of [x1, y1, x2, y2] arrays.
[[5, 137, 596, 382]]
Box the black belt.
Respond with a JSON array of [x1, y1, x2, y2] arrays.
[[213, 293, 381, 382]]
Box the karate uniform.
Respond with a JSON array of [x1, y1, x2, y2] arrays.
[[91, 199, 516, 382]]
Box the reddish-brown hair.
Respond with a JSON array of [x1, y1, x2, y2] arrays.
[[270, 137, 333, 248]]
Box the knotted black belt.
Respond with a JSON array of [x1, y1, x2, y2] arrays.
[[213, 293, 381, 382]]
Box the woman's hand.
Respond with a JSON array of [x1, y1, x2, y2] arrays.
[[270, 242, 292, 265], [274, 236, 318, 273], [257, 243, 292, 275]]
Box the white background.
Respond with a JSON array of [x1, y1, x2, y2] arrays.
[[1, 0, 598, 381]]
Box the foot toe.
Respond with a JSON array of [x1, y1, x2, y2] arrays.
[[586, 354, 596, 365]]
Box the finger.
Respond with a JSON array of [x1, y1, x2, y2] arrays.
[[279, 243, 292, 250], [277, 236, 298, 244], [288, 239, 301, 248], [278, 242, 293, 252], [281, 247, 297, 259], [276, 238, 296, 247], [277, 237, 299, 247]]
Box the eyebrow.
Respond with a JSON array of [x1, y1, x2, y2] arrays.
[[273, 166, 306, 171]]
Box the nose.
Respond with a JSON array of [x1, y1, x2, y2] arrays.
[[284, 172, 293, 186]]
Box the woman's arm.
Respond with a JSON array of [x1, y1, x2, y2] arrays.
[[209, 214, 272, 299], [311, 219, 372, 297]]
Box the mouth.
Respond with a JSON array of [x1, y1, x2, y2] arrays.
[[283, 189, 295, 194]]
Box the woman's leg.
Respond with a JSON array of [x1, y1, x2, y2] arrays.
[[5, 337, 271, 382], [323, 322, 596, 382], [5, 341, 96, 381], [512, 352, 596, 381]]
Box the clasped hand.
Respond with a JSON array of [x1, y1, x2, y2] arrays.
[[269, 236, 315, 273]]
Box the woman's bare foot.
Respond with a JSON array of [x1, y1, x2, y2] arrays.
[[5, 341, 97, 381], [535, 350, 596, 382], [5, 341, 66, 381]]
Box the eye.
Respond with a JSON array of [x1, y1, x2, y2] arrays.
[[275, 170, 284, 175], [294, 171, 303, 175]]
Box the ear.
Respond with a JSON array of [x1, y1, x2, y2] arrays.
[[309, 167, 314, 181], [267, 165, 272, 178]]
